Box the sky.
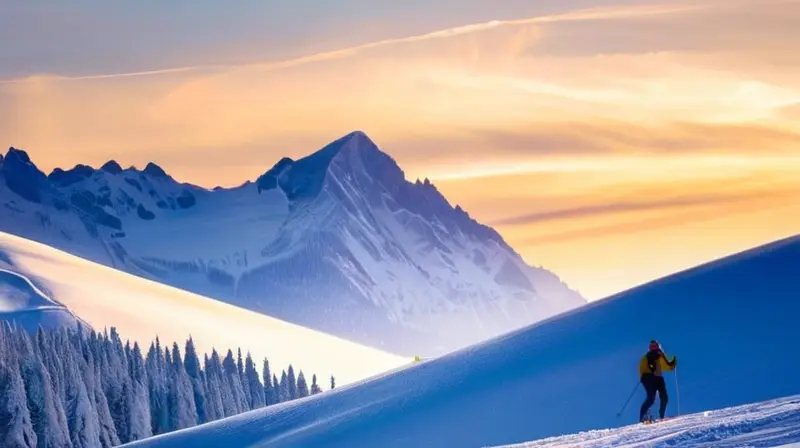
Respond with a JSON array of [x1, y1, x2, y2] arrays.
[[2, 0, 799, 300]]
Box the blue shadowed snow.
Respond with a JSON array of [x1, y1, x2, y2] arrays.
[[124, 234, 800, 448], [498, 394, 800, 447], [0, 268, 81, 332]]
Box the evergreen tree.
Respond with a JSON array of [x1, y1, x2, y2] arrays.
[[331, 375, 336, 390], [296, 371, 309, 398], [279, 370, 290, 403], [62, 344, 100, 448], [287, 365, 298, 400], [202, 353, 223, 421], [244, 353, 265, 409], [168, 343, 198, 431], [183, 337, 208, 424], [103, 327, 130, 443], [15, 328, 71, 448], [0, 323, 329, 446], [223, 350, 249, 413], [146, 341, 168, 435], [212, 350, 237, 417], [0, 324, 37, 448], [272, 375, 280, 404], [262, 358, 275, 406], [236, 348, 250, 407], [311, 374, 322, 395], [82, 333, 119, 447], [128, 342, 152, 442]]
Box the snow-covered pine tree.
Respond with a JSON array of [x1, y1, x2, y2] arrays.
[[183, 337, 208, 424], [236, 348, 244, 379], [15, 327, 71, 448], [82, 331, 120, 447], [279, 370, 290, 403], [127, 342, 152, 442], [1, 323, 329, 445], [62, 343, 100, 448], [272, 374, 280, 404], [236, 348, 252, 408], [262, 358, 275, 406], [296, 371, 309, 399], [202, 352, 224, 420], [168, 343, 198, 431], [103, 327, 131, 443], [222, 350, 249, 413], [0, 323, 37, 448], [244, 353, 265, 409], [211, 350, 238, 417], [287, 365, 297, 400], [311, 374, 322, 395], [146, 340, 169, 435]]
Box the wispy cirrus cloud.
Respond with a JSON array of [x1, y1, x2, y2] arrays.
[[0, 2, 700, 84], [492, 193, 758, 226]]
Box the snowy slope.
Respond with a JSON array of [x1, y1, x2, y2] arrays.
[[0, 133, 585, 356], [0, 231, 408, 387], [0, 266, 83, 332], [495, 395, 800, 448], [124, 234, 800, 448]]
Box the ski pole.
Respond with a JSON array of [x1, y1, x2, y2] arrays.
[[674, 368, 681, 416], [617, 380, 640, 417]]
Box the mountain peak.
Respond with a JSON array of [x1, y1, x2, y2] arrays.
[[341, 129, 374, 145], [266, 130, 387, 201], [5, 147, 33, 164], [101, 160, 123, 175], [143, 162, 169, 178], [48, 164, 96, 187], [313, 130, 380, 162], [2, 147, 48, 203]]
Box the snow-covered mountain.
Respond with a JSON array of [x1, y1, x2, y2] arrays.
[[123, 234, 800, 448], [0, 131, 585, 356], [0, 231, 407, 387]]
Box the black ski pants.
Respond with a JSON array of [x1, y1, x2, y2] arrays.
[[640, 373, 668, 421]]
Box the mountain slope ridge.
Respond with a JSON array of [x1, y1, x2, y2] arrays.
[[122, 233, 800, 448], [0, 230, 407, 386], [0, 131, 585, 356]]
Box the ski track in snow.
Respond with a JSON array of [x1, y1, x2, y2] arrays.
[[494, 396, 800, 448]]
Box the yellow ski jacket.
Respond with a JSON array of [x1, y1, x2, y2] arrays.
[[639, 350, 677, 377]]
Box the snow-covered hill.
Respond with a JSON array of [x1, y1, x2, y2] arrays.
[[496, 395, 800, 447], [0, 231, 407, 387], [0, 132, 585, 356], [123, 234, 800, 448], [0, 267, 83, 332]]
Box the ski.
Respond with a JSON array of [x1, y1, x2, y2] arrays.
[[642, 416, 675, 425]]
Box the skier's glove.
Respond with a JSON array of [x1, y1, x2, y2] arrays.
[[671, 356, 677, 367]]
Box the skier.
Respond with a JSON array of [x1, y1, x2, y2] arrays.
[[638, 339, 677, 422]]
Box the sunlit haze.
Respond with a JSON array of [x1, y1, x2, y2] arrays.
[[2, 0, 799, 299]]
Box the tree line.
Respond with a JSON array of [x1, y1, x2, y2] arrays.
[[0, 322, 332, 447]]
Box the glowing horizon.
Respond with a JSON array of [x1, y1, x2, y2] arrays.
[[2, 0, 799, 299]]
